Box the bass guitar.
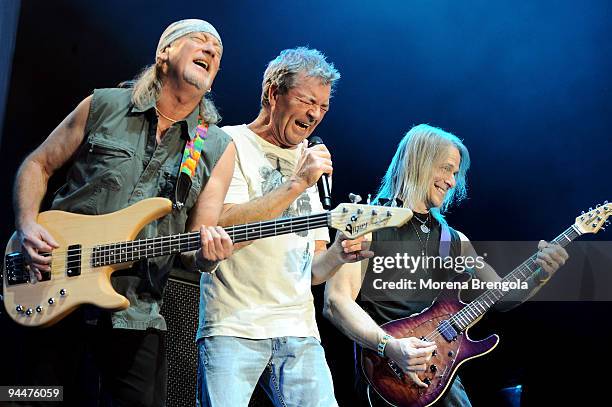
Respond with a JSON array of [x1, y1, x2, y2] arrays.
[[3, 197, 412, 327]]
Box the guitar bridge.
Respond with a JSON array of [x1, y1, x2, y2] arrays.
[[4, 252, 30, 285]]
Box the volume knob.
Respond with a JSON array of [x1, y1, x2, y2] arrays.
[[25, 308, 33, 316], [48, 298, 55, 305], [36, 306, 43, 313]]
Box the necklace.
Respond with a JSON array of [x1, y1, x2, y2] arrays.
[[155, 106, 178, 123], [410, 218, 431, 257], [413, 212, 431, 233]]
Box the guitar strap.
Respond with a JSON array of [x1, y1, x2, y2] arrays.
[[439, 222, 452, 258], [173, 115, 208, 210]]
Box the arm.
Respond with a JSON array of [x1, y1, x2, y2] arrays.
[[14, 96, 92, 274], [181, 142, 236, 273], [456, 230, 568, 310], [219, 141, 331, 226], [323, 237, 436, 388]]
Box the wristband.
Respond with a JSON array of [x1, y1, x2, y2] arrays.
[[377, 333, 393, 357], [194, 251, 220, 274], [535, 268, 551, 284]]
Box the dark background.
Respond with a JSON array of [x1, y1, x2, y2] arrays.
[[1, 0, 611, 405]]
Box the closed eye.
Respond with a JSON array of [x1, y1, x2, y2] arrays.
[[295, 97, 328, 112]]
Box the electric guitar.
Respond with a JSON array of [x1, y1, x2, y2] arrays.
[[361, 202, 611, 407], [3, 197, 412, 327]]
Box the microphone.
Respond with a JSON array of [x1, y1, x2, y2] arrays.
[[307, 136, 332, 210]]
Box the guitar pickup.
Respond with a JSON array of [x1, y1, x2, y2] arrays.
[[438, 320, 458, 342], [66, 245, 82, 277]]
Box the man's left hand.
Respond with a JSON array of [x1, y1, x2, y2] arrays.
[[198, 225, 234, 261], [535, 240, 569, 282], [330, 232, 374, 264]]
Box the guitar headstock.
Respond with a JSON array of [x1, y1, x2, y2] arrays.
[[574, 201, 611, 234], [329, 204, 413, 238]]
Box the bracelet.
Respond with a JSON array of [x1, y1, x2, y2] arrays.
[[377, 333, 393, 357], [194, 252, 220, 274], [535, 268, 551, 285]]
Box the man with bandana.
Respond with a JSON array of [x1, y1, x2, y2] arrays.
[[12, 19, 234, 406]]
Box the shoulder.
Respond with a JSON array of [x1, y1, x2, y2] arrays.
[[220, 125, 263, 162], [220, 124, 251, 140], [455, 229, 469, 242], [91, 88, 132, 110], [207, 124, 231, 145], [85, 88, 132, 134], [452, 228, 479, 257]]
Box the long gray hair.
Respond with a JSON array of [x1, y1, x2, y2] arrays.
[[375, 124, 470, 220], [131, 64, 221, 125]]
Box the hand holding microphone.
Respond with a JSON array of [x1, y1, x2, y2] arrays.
[[292, 137, 333, 208]]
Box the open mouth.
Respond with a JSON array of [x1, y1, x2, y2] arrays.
[[295, 120, 310, 130], [193, 59, 209, 71]]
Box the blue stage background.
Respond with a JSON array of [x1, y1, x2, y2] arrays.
[[1, 1, 610, 405]]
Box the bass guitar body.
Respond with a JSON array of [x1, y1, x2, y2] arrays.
[[3, 198, 172, 327]]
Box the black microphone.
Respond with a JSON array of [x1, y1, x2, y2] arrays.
[[307, 136, 332, 210]]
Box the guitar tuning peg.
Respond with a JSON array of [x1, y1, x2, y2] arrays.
[[589, 207, 593, 212], [596, 204, 601, 208], [605, 200, 609, 204], [367, 194, 372, 204], [606, 220, 611, 226], [348, 193, 362, 204], [581, 211, 585, 215]]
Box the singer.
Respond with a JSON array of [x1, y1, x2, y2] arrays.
[[196, 47, 372, 406]]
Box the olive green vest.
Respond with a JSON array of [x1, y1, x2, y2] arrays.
[[52, 88, 231, 329]]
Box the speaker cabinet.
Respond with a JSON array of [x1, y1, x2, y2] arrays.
[[161, 269, 271, 406]]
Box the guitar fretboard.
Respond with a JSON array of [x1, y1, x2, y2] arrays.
[[449, 225, 582, 331], [91, 212, 330, 267]]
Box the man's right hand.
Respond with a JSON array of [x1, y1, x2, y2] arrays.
[[385, 337, 437, 388], [291, 139, 333, 189], [17, 221, 59, 280]]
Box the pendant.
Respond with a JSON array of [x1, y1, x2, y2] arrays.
[[420, 224, 430, 234]]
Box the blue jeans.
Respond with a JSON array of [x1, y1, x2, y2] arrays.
[[197, 336, 338, 407]]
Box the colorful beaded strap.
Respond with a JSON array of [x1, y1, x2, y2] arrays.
[[174, 115, 208, 210]]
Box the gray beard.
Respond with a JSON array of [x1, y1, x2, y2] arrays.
[[183, 70, 205, 90]]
